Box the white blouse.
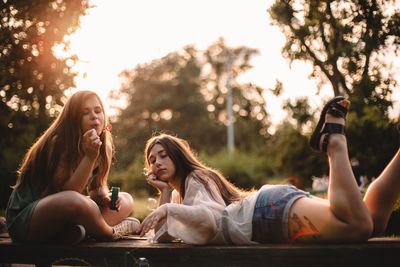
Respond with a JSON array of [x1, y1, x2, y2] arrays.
[[164, 172, 265, 245]]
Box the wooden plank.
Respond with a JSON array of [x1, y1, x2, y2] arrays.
[[1, 234, 400, 267]]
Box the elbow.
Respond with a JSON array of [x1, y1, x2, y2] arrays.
[[182, 224, 215, 245], [195, 224, 216, 245]]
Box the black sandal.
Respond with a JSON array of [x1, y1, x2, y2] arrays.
[[310, 96, 348, 152]]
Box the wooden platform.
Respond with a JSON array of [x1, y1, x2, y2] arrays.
[[1, 233, 400, 267]]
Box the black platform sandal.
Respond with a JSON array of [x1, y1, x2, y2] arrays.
[[310, 96, 348, 152]]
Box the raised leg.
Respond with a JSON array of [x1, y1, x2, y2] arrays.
[[364, 149, 400, 236], [288, 99, 373, 242]]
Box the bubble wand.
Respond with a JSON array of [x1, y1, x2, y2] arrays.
[[89, 124, 112, 136], [102, 124, 112, 132]]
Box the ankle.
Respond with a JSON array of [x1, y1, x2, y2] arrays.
[[326, 134, 347, 154]]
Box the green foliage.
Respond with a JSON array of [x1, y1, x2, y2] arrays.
[[111, 45, 222, 168], [109, 147, 276, 197], [0, 0, 91, 208], [109, 155, 158, 198], [266, 122, 327, 189], [282, 97, 315, 130], [268, 0, 400, 108], [269, 0, 400, 185], [346, 106, 400, 178], [111, 38, 269, 169], [199, 149, 273, 191]]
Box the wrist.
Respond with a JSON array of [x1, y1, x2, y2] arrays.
[[159, 187, 172, 196], [83, 154, 98, 165]]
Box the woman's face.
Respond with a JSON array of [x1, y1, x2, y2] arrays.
[[148, 144, 176, 182], [81, 95, 105, 135]]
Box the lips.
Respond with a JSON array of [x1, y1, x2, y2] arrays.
[[157, 169, 166, 175], [91, 124, 100, 130]]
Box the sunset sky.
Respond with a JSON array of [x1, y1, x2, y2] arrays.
[[58, 0, 400, 127]]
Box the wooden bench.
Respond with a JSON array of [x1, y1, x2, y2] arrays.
[[1, 233, 400, 266]]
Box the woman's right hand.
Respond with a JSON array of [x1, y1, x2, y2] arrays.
[[82, 129, 102, 160], [144, 168, 170, 192]]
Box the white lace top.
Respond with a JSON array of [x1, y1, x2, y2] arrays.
[[164, 172, 263, 245]]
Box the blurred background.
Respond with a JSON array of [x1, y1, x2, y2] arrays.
[[1, 0, 400, 219]]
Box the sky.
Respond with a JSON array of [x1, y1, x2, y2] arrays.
[[60, 0, 400, 128]]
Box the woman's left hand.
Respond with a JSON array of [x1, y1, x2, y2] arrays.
[[138, 204, 167, 237]]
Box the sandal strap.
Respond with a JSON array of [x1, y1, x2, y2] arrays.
[[322, 123, 345, 135], [327, 102, 348, 119], [321, 123, 345, 152]]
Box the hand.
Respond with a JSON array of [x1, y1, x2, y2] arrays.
[[107, 192, 122, 212], [90, 188, 121, 211], [98, 194, 121, 212], [144, 168, 170, 192], [138, 204, 167, 237], [82, 129, 102, 160]]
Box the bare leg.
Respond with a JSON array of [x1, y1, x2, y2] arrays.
[[27, 191, 113, 242], [100, 192, 134, 226], [289, 100, 373, 242], [364, 150, 400, 235]]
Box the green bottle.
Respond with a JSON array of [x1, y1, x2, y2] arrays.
[[110, 187, 119, 210]]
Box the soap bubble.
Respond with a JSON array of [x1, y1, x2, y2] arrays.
[[147, 197, 158, 211]]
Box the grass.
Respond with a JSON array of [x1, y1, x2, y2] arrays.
[[132, 196, 155, 221]]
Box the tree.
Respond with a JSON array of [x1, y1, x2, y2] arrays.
[[110, 45, 220, 168], [202, 38, 269, 151], [268, 0, 400, 115], [266, 121, 327, 188], [0, 0, 91, 208], [282, 97, 315, 130], [110, 39, 269, 170], [268, 0, 400, 181]]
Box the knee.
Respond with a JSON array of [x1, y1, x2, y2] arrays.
[[347, 216, 374, 241], [60, 191, 96, 215], [119, 192, 134, 213]]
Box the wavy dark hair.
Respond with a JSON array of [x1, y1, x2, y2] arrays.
[[14, 91, 113, 196], [144, 133, 252, 205]]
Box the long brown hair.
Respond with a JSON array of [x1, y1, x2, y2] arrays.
[[14, 91, 113, 196], [144, 134, 252, 205]]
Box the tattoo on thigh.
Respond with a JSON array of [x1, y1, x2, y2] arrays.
[[303, 216, 318, 232], [291, 213, 304, 232], [290, 214, 321, 242]]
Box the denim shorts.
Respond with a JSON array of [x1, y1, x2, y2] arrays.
[[251, 185, 311, 243]]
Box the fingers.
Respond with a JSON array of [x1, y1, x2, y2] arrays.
[[84, 128, 96, 137], [143, 168, 158, 184], [115, 197, 122, 212], [83, 129, 102, 157], [146, 173, 158, 184], [139, 213, 160, 237], [89, 132, 102, 147], [84, 129, 102, 143], [138, 205, 167, 237]]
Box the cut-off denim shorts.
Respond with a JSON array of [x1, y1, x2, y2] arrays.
[[251, 184, 311, 243]]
